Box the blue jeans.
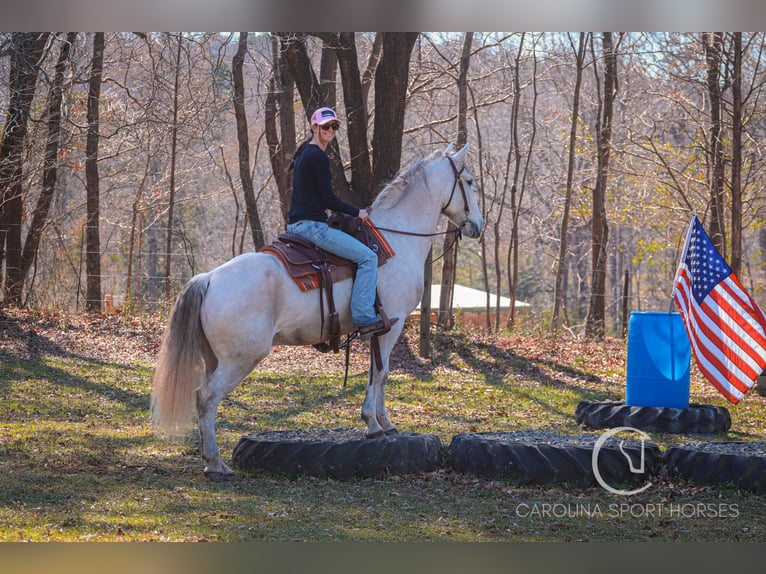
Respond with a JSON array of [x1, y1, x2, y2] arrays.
[[286, 219, 379, 327]]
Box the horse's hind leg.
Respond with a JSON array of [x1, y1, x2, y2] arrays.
[[196, 361, 252, 481]]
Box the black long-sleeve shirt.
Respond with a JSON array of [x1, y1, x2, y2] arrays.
[[287, 143, 359, 224]]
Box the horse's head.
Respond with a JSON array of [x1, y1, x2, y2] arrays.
[[440, 143, 483, 239]]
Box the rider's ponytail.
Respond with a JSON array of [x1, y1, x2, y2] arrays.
[[288, 137, 312, 173]]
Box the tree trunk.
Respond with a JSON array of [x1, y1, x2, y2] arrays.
[[277, 43, 297, 220], [324, 33, 372, 205], [127, 152, 151, 306], [265, 34, 296, 223], [437, 32, 472, 329], [164, 34, 181, 299], [280, 33, 419, 209], [730, 32, 743, 276], [232, 32, 265, 250], [371, 33, 419, 193], [586, 32, 618, 340], [704, 32, 726, 257], [85, 32, 104, 313], [621, 269, 630, 339], [506, 33, 535, 330], [361, 34, 383, 116], [15, 33, 76, 305], [278, 33, 322, 114], [552, 33, 586, 331], [0, 32, 49, 306], [319, 43, 337, 107]]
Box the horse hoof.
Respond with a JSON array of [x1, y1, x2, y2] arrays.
[[365, 430, 385, 439], [204, 470, 235, 482], [384, 428, 399, 436]]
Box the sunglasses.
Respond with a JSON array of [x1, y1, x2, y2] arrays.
[[319, 123, 340, 131]]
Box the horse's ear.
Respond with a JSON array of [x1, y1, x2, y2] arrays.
[[444, 143, 455, 155], [451, 143, 470, 168]]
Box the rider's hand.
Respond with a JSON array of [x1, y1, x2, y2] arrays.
[[358, 209, 370, 221]]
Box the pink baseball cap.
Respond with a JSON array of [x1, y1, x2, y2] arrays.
[[311, 107, 339, 126]]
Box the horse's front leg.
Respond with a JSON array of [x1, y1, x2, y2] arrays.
[[361, 337, 398, 438]]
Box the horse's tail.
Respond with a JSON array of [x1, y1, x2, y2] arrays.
[[151, 273, 213, 438]]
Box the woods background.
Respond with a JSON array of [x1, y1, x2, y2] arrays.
[[1, 32, 765, 339]]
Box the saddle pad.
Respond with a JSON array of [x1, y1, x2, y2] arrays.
[[262, 217, 395, 292]]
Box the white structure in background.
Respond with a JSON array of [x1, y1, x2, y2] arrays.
[[418, 284, 530, 311]]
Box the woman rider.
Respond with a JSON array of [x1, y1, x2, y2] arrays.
[[286, 107, 391, 338]]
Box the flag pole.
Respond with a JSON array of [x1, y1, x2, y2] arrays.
[[668, 213, 696, 313]]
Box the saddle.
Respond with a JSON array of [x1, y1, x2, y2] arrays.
[[262, 213, 396, 354]]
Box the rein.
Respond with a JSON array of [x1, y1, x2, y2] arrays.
[[339, 153, 474, 385]]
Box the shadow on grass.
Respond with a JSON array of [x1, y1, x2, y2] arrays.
[[0, 310, 153, 418], [222, 374, 368, 432], [0, 348, 150, 420], [392, 330, 623, 400]]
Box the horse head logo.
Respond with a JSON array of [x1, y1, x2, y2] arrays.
[[592, 426, 653, 496]]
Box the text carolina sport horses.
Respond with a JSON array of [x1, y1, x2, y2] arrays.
[[151, 143, 484, 480]]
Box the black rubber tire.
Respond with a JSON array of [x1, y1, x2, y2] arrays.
[[575, 400, 731, 434], [665, 443, 766, 493], [231, 429, 442, 479], [449, 432, 661, 487]]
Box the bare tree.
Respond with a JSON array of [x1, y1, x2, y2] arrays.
[[437, 32, 473, 329], [265, 34, 296, 222], [704, 32, 726, 256], [552, 33, 587, 331], [162, 33, 182, 299], [126, 144, 153, 305], [232, 32, 265, 250], [361, 34, 383, 115], [314, 33, 373, 204], [586, 32, 619, 340], [278, 33, 418, 208], [14, 33, 77, 305], [371, 33, 419, 192], [85, 32, 104, 312], [505, 33, 537, 330], [0, 32, 50, 306], [730, 32, 743, 276], [277, 33, 354, 202], [6, 32, 766, 322]]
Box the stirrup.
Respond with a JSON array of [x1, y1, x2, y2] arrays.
[[357, 316, 399, 340]]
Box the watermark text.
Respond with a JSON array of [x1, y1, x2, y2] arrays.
[[515, 502, 739, 519]]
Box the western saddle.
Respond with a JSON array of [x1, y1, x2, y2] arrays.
[[262, 213, 396, 354]]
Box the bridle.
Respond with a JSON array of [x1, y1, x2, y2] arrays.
[[372, 155, 472, 247], [443, 155, 471, 224], [342, 155, 474, 375]]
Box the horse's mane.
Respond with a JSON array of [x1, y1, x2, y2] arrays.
[[370, 148, 443, 211]]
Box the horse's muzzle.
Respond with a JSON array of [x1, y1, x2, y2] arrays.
[[463, 219, 483, 239]]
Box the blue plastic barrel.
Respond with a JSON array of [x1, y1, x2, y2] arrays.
[[625, 312, 690, 409]]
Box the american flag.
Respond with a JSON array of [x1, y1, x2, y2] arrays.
[[672, 215, 766, 403]]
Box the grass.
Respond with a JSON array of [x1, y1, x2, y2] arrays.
[[1, 314, 765, 542]]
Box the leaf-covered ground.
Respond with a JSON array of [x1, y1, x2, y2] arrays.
[[1, 308, 765, 542]]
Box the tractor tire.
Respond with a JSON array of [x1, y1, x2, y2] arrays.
[[231, 428, 442, 480], [449, 431, 660, 488], [665, 442, 766, 493], [575, 400, 731, 434]]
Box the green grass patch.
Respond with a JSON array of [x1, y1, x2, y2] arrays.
[[2, 323, 765, 541]]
